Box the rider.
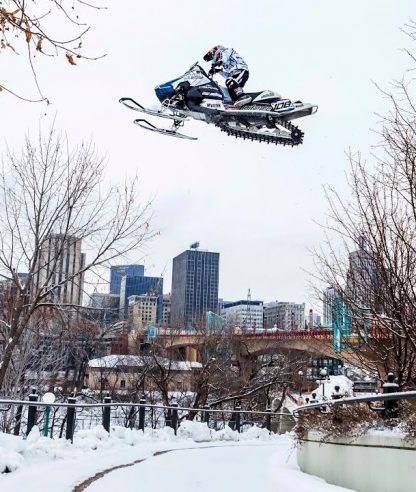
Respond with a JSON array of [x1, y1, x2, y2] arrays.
[[203, 45, 252, 108]]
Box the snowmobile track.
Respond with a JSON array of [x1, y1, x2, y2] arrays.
[[216, 120, 304, 146]]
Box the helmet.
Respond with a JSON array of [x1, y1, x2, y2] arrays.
[[203, 47, 217, 62]]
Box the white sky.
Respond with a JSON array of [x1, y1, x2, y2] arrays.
[[1, 0, 415, 307]]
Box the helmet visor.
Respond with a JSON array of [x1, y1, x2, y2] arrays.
[[203, 48, 215, 62]]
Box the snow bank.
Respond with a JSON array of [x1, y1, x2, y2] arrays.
[[0, 421, 278, 475], [0, 447, 23, 473], [307, 375, 353, 400]]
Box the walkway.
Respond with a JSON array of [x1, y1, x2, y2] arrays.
[[85, 441, 354, 492]]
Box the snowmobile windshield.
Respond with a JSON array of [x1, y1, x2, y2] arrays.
[[155, 63, 211, 102]]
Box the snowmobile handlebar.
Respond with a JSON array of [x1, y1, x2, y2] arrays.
[[186, 61, 210, 79]]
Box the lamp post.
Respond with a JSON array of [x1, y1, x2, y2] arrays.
[[298, 370, 304, 396], [319, 367, 328, 398], [42, 392, 56, 437]]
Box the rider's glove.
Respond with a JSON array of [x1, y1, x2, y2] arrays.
[[208, 68, 215, 78]]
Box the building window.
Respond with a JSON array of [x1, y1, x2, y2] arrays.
[[120, 380, 126, 389]]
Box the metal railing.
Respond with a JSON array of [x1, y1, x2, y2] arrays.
[[294, 373, 416, 419], [0, 391, 294, 442], [156, 328, 334, 339]]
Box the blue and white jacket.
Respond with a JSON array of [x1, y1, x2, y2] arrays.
[[212, 46, 248, 75]]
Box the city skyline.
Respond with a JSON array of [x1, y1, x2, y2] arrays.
[[93, 255, 321, 321], [2, 1, 413, 308]]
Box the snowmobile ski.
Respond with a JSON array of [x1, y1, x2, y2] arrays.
[[119, 97, 187, 122], [134, 119, 197, 140]]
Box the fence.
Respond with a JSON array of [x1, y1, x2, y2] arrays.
[[294, 372, 416, 418], [0, 391, 293, 442]]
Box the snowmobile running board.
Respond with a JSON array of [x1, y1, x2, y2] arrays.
[[223, 103, 318, 121], [119, 97, 187, 121], [134, 119, 197, 140]]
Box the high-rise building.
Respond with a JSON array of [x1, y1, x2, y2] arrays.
[[110, 265, 144, 295], [263, 301, 279, 329], [119, 275, 163, 321], [313, 313, 322, 328], [346, 236, 380, 311], [171, 249, 219, 325], [264, 301, 305, 331], [128, 294, 159, 330], [87, 292, 120, 326], [221, 299, 263, 331], [323, 286, 335, 328], [307, 308, 314, 330], [162, 293, 171, 325], [276, 302, 305, 331], [34, 233, 85, 305], [89, 292, 120, 309]]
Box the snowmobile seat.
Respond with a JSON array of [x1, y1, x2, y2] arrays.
[[245, 91, 281, 103]]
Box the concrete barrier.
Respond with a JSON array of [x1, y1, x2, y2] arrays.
[[297, 431, 416, 492]]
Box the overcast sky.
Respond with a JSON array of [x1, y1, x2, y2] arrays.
[[1, 0, 415, 308]]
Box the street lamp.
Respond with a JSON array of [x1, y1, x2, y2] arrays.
[[319, 367, 328, 398], [298, 370, 304, 396]]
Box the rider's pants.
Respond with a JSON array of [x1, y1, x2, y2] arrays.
[[226, 69, 249, 100]]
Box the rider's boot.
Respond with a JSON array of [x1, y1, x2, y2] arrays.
[[234, 94, 252, 108]]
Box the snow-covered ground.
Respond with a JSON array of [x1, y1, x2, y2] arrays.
[[86, 441, 354, 492], [0, 422, 355, 491], [306, 375, 354, 400]]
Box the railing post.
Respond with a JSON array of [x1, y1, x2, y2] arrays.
[[102, 393, 111, 433], [26, 388, 38, 436], [43, 406, 51, 437], [235, 403, 241, 433], [203, 405, 210, 424], [14, 404, 23, 436], [138, 397, 146, 431], [66, 395, 77, 442], [383, 372, 399, 418], [265, 407, 272, 433], [171, 403, 178, 435], [332, 385, 342, 400]]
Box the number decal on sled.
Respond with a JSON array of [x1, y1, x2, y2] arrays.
[[272, 99, 294, 111]]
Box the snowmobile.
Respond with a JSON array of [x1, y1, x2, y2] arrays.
[[120, 62, 318, 146]]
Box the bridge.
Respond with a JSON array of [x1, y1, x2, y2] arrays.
[[152, 328, 380, 370]]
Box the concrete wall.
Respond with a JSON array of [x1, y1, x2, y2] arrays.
[[297, 431, 416, 492]]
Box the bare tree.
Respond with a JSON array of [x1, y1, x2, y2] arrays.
[[0, 0, 106, 102], [314, 25, 416, 387], [133, 324, 303, 420], [0, 126, 155, 392]]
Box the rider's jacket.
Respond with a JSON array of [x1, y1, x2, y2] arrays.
[[213, 46, 248, 75]]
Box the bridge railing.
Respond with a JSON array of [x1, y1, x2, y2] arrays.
[[293, 373, 416, 419], [0, 392, 293, 442], [156, 328, 334, 339]]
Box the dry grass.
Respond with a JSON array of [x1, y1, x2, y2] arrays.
[[294, 401, 416, 442]]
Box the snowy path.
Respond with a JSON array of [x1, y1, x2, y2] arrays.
[[85, 441, 354, 492]]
